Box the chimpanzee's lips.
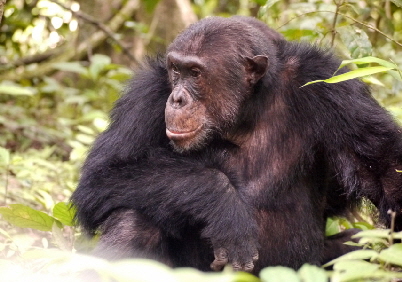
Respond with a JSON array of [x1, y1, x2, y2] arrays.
[[166, 126, 202, 141]]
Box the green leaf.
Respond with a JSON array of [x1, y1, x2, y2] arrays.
[[325, 218, 340, 236], [338, 56, 396, 70], [390, 0, 402, 8], [298, 264, 327, 282], [336, 249, 379, 260], [76, 133, 95, 145], [263, 0, 281, 9], [77, 125, 96, 135], [378, 243, 402, 266], [234, 271, 260, 282], [393, 231, 402, 240], [303, 66, 393, 87], [338, 218, 354, 229], [175, 267, 235, 282], [253, 0, 268, 5], [352, 221, 373, 230], [107, 259, 178, 282], [53, 202, 76, 226], [52, 62, 88, 74], [352, 229, 391, 238], [143, 0, 161, 12], [0, 147, 10, 165], [89, 54, 112, 80], [0, 85, 35, 96], [321, 67, 393, 83], [338, 26, 372, 58], [389, 70, 402, 81], [362, 76, 385, 86], [332, 260, 380, 281], [260, 266, 300, 282], [324, 249, 378, 267], [0, 204, 55, 231]]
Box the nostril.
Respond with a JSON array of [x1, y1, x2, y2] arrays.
[[175, 96, 183, 106], [169, 90, 187, 109]]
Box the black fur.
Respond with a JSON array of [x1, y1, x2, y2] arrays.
[[72, 16, 402, 273]]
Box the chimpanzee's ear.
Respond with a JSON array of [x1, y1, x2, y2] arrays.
[[245, 55, 269, 85]]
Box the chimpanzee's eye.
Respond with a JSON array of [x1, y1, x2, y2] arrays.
[[172, 64, 180, 74], [190, 68, 201, 78]]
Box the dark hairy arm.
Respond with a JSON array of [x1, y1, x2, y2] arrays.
[[73, 148, 258, 270]]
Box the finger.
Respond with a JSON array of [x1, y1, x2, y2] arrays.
[[210, 248, 228, 271], [253, 250, 259, 262], [243, 260, 255, 272], [232, 261, 242, 271]]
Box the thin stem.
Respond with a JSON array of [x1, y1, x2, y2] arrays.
[[276, 10, 402, 48], [331, 0, 344, 47], [51, 0, 138, 64]]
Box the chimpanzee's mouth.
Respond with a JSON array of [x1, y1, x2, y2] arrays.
[[166, 126, 203, 141]]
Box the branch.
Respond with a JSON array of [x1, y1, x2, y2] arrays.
[[0, 0, 6, 24], [0, 0, 140, 81], [277, 10, 402, 48], [51, 0, 138, 64], [14, 48, 60, 66], [330, 0, 344, 47]]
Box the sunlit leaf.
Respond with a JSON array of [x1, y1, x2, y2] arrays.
[[0, 204, 55, 231], [324, 249, 378, 267], [298, 264, 327, 282], [332, 260, 380, 281], [77, 125, 96, 135], [378, 244, 402, 266], [89, 54, 112, 80], [263, 0, 281, 9], [0, 85, 35, 96], [353, 221, 374, 230], [76, 133, 95, 145], [234, 271, 260, 282], [303, 67, 393, 87], [352, 229, 391, 238], [389, 70, 402, 81], [325, 218, 340, 236], [320, 67, 393, 83], [0, 147, 10, 165], [260, 266, 300, 282], [390, 0, 402, 7], [175, 267, 235, 282], [107, 259, 178, 282], [362, 76, 385, 86], [338, 56, 396, 70], [53, 62, 87, 74], [53, 202, 76, 226], [93, 117, 109, 132], [338, 26, 372, 58]]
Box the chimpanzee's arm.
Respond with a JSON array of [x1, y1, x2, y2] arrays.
[[306, 77, 402, 231], [73, 148, 258, 271]]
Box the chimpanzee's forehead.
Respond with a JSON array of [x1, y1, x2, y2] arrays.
[[167, 17, 251, 56]]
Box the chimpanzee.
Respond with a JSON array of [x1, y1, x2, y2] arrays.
[[72, 16, 402, 274]]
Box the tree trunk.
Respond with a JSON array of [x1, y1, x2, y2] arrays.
[[114, 0, 197, 65], [0, 0, 6, 24]]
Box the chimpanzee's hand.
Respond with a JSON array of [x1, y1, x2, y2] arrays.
[[210, 240, 259, 272]]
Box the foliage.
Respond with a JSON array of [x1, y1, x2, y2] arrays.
[[1, 0, 402, 281], [303, 56, 402, 87], [1, 203, 402, 281]]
